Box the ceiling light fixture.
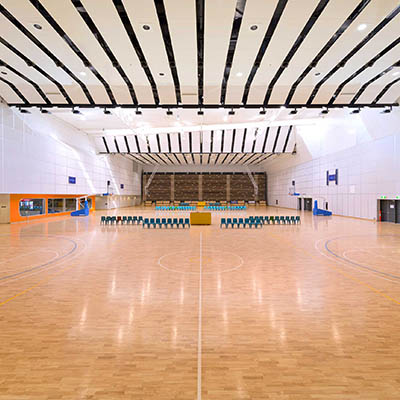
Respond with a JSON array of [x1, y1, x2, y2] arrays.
[[135, 108, 142, 115], [166, 109, 173, 116], [72, 108, 81, 115], [40, 108, 50, 114], [357, 23, 367, 31], [19, 107, 31, 114], [381, 106, 392, 114], [159, 72, 165, 76], [250, 25, 258, 31], [142, 24, 151, 30], [197, 109, 204, 116], [80, 71, 87, 76], [228, 109, 235, 115], [0, 71, 7, 75], [236, 72, 243, 77], [33, 23, 42, 30], [289, 109, 298, 115], [350, 108, 361, 114], [103, 108, 111, 115], [321, 107, 329, 115], [393, 71, 400, 76], [259, 108, 266, 115]]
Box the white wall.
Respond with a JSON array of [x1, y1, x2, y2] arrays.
[[142, 164, 265, 173], [265, 108, 400, 220], [0, 103, 142, 197]]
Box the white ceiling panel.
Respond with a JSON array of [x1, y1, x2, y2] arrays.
[[148, 134, 159, 152], [192, 131, 201, 152], [126, 136, 139, 153], [243, 127, 257, 153], [274, 126, 289, 153], [137, 135, 149, 152], [203, 0, 237, 103], [265, 126, 278, 152], [233, 128, 245, 152], [193, 154, 201, 164], [209, 153, 218, 164], [181, 131, 190, 152], [104, 136, 117, 153], [93, 136, 106, 153], [175, 153, 186, 164], [285, 126, 296, 153], [169, 133, 180, 152], [212, 129, 223, 153], [159, 133, 170, 152], [202, 131, 211, 153], [376, 83, 400, 104], [123, 0, 177, 104], [115, 136, 128, 153], [253, 127, 266, 152], [222, 129, 234, 153]]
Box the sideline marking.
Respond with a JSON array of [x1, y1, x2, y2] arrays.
[[197, 232, 203, 400]]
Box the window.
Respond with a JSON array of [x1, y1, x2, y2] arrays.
[[79, 198, 92, 210], [48, 198, 64, 214], [65, 198, 77, 212], [19, 199, 45, 216]]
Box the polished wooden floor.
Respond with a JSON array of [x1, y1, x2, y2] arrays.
[[1, 207, 400, 399]]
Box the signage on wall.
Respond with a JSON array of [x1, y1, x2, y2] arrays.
[[326, 169, 338, 186], [68, 176, 76, 184]]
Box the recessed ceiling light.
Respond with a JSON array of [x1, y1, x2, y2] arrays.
[[159, 72, 165, 76], [250, 25, 258, 31], [33, 23, 42, 30], [236, 72, 243, 77], [315, 72, 321, 76], [142, 24, 151, 31], [393, 71, 400, 76], [357, 23, 367, 31], [1, 71, 7, 75], [80, 71, 87, 76]]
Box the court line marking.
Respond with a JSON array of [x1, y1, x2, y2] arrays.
[[267, 232, 400, 306], [0, 238, 87, 307], [197, 232, 202, 400], [157, 248, 243, 275], [0, 249, 57, 265]]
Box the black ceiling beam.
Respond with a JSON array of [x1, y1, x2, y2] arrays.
[[0, 76, 29, 103], [285, 0, 371, 105], [154, 0, 181, 104], [263, 0, 330, 105], [71, 0, 137, 104], [182, 153, 188, 164], [373, 77, 400, 104], [220, 0, 247, 104], [241, 128, 247, 153], [124, 136, 131, 152], [220, 153, 230, 164], [153, 153, 168, 165], [272, 126, 281, 153], [126, 154, 146, 164], [165, 153, 175, 165], [247, 153, 267, 165], [242, 0, 288, 105], [243, 153, 259, 165], [351, 60, 400, 105], [261, 127, 270, 153], [112, 0, 159, 104], [0, 36, 73, 105], [254, 153, 275, 165], [10, 102, 398, 109], [235, 153, 248, 164], [307, 4, 400, 105], [330, 39, 400, 105], [30, 0, 116, 105], [0, 3, 94, 104], [0, 60, 50, 104], [195, 0, 204, 105], [172, 153, 181, 165], [102, 137, 110, 153]]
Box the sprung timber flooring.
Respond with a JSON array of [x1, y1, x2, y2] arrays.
[[1, 206, 400, 399]]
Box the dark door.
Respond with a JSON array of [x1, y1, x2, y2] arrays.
[[396, 200, 400, 224], [298, 198, 302, 210], [381, 200, 396, 223], [304, 198, 312, 211]]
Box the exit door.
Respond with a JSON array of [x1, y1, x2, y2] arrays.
[[380, 200, 396, 223], [298, 198, 302, 211], [304, 198, 312, 212]]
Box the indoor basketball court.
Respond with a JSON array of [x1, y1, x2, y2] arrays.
[[1, 0, 400, 399]]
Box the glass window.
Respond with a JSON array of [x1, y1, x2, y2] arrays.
[[65, 198, 77, 212], [19, 199, 45, 216], [79, 198, 92, 210], [48, 198, 64, 214]]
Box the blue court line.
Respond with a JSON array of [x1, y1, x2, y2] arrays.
[[0, 235, 78, 281], [324, 235, 400, 281]]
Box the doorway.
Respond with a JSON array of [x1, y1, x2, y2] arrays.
[[303, 198, 312, 212], [380, 199, 396, 223], [298, 198, 302, 211]]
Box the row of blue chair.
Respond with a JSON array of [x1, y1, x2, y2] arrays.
[[204, 206, 247, 211], [155, 206, 196, 211], [101, 216, 143, 225], [143, 217, 190, 228], [220, 217, 262, 228]]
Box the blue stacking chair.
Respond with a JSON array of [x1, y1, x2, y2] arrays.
[[220, 218, 227, 228], [142, 218, 149, 228], [126, 216, 132, 224], [226, 218, 232, 228], [172, 218, 179, 228], [167, 218, 172, 228], [149, 218, 156, 228], [296, 216, 301, 224], [161, 218, 167, 227], [100, 216, 106, 224], [238, 218, 244, 228], [184, 218, 190, 228], [232, 218, 238, 228], [178, 218, 184, 228], [155, 218, 161, 228]]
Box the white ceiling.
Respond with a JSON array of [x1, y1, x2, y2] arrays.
[[0, 0, 399, 109]]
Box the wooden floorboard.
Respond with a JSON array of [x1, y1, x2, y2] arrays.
[[1, 206, 400, 399]]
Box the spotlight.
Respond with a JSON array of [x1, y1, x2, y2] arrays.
[[289, 109, 298, 115], [321, 107, 329, 115], [135, 108, 142, 115], [381, 106, 392, 114], [197, 109, 204, 116], [103, 108, 111, 115], [259, 108, 266, 115], [350, 108, 360, 114], [228, 109, 235, 115], [19, 108, 31, 114], [40, 108, 50, 114], [166, 109, 173, 116], [72, 108, 81, 115]]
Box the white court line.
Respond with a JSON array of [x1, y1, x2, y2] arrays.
[[197, 232, 203, 400]]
